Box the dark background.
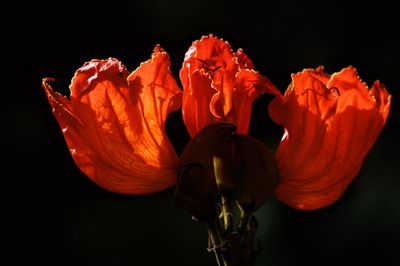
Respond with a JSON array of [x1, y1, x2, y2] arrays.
[[3, 1, 400, 265]]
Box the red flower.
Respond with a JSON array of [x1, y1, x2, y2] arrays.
[[43, 46, 182, 194], [269, 66, 391, 210], [180, 34, 280, 137], [43, 35, 391, 213]]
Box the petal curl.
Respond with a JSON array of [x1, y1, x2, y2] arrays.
[[180, 34, 279, 137], [269, 66, 391, 210], [43, 47, 182, 194]]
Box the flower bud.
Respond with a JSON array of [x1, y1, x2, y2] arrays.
[[174, 122, 279, 221]]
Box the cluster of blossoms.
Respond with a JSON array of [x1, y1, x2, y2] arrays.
[[43, 34, 390, 210], [43, 34, 391, 265]]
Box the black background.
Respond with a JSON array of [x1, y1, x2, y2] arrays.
[[3, 1, 400, 265]]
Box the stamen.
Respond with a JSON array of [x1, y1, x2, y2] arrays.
[[197, 58, 221, 72]]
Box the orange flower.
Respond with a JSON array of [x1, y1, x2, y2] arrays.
[[43, 35, 391, 214], [180, 34, 280, 137], [42, 46, 182, 194], [269, 66, 391, 210]]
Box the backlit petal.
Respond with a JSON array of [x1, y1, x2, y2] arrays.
[[43, 48, 182, 194], [270, 66, 391, 210], [235, 69, 281, 134], [180, 34, 278, 136]]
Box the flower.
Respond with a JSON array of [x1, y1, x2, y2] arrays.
[[43, 35, 392, 266], [180, 34, 280, 137], [43, 35, 391, 212], [42, 35, 277, 196], [269, 66, 391, 210], [42, 46, 182, 194]]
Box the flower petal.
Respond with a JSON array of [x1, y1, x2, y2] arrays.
[[180, 34, 236, 136], [235, 69, 281, 134], [181, 70, 216, 137], [43, 48, 182, 194], [270, 66, 391, 210]]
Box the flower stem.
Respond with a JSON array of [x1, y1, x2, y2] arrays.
[[206, 200, 258, 266]]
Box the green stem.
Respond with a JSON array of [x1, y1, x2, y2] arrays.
[[221, 195, 233, 232], [207, 221, 230, 266]]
